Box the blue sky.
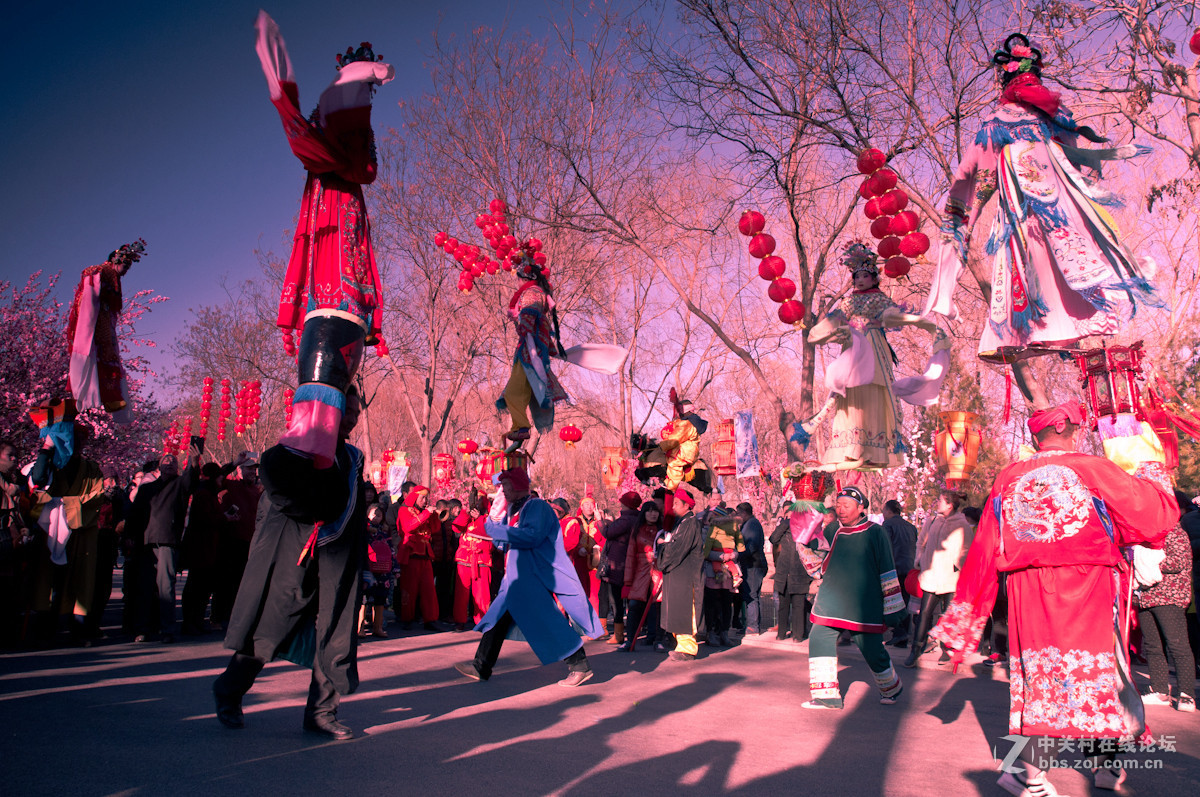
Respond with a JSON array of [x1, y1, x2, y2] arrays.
[[0, 1, 546, 398]]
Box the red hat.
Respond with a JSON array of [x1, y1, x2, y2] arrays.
[[619, 492, 642, 511], [403, 485, 429, 507], [673, 489, 696, 508], [1027, 400, 1085, 436], [497, 467, 531, 493]]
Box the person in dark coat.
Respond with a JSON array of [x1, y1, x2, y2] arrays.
[[656, 490, 705, 661], [600, 492, 641, 646], [180, 463, 224, 634], [881, 499, 917, 646], [735, 502, 768, 635], [127, 446, 200, 642], [213, 389, 367, 740], [769, 509, 813, 642]]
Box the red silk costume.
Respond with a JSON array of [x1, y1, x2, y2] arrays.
[[932, 446, 1176, 739], [397, 489, 439, 623], [452, 513, 494, 625]]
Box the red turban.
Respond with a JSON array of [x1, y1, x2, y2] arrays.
[[673, 489, 696, 508], [497, 467, 531, 493], [1027, 400, 1085, 435], [403, 485, 429, 507]]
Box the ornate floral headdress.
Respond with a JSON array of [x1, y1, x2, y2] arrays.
[[842, 241, 879, 277], [336, 42, 383, 69], [992, 33, 1044, 81], [107, 239, 146, 267]]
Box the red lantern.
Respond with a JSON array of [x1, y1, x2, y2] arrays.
[[883, 256, 912, 278], [1191, 28, 1200, 55], [474, 215, 489, 228], [858, 178, 881, 200], [434, 231, 447, 247], [489, 198, 507, 214], [878, 189, 909, 215], [712, 418, 736, 476], [856, 148, 886, 175], [863, 197, 883, 220], [433, 453, 456, 485], [873, 168, 898, 193], [877, 236, 901, 259], [889, 210, 918, 236], [737, 210, 766, 237], [869, 216, 892, 240], [900, 232, 930, 257], [457, 439, 479, 461], [757, 256, 786, 281], [1073, 342, 1144, 421], [748, 233, 776, 259], [767, 277, 797, 303], [778, 299, 805, 325], [458, 273, 474, 292], [559, 424, 583, 448]]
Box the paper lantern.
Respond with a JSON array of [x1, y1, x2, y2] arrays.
[[600, 445, 623, 489], [863, 197, 883, 220], [748, 233, 776, 259], [457, 438, 479, 461], [559, 424, 583, 448], [900, 231, 930, 257], [889, 210, 918, 236], [877, 188, 909, 215], [778, 299, 805, 325], [877, 236, 902, 259], [869, 216, 892, 240], [434, 231, 448, 247], [712, 418, 736, 476], [737, 210, 766, 237], [757, 256, 786, 281], [883, 256, 912, 278], [489, 198, 507, 214], [1073, 342, 1144, 421], [767, 277, 797, 303], [856, 148, 886, 175], [433, 453, 456, 485], [872, 168, 898, 193], [1191, 28, 1200, 55], [935, 411, 982, 486], [858, 178, 881, 200]]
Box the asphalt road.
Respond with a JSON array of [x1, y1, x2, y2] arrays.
[[2, 611, 1197, 796]]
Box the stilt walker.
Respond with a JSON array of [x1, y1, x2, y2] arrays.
[[254, 10, 392, 469]]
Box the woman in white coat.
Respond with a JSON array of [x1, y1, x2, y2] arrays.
[[904, 490, 973, 667]]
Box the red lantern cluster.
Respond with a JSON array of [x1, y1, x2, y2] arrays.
[[217, 378, 232, 442], [180, 416, 193, 452], [283, 387, 295, 428], [559, 424, 583, 448], [857, 148, 928, 279], [199, 377, 214, 439], [234, 380, 263, 436], [281, 327, 297, 358], [738, 210, 805, 326], [163, 418, 179, 456], [433, 197, 548, 294]]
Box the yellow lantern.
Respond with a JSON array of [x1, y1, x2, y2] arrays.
[[935, 411, 982, 486]]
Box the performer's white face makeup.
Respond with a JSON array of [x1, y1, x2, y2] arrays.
[[852, 270, 878, 291]]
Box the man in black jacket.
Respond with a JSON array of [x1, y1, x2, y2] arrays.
[[657, 490, 704, 661], [128, 445, 200, 643], [881, 500, 917, 647], [735, 502, 768, 635], [213, 389, 366, 740], [769, 506, 814, 642]]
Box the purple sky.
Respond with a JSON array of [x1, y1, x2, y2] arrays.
[[0, 1, 538, 400]]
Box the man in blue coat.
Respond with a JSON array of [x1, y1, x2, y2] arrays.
[[455, 467, 602, 686]]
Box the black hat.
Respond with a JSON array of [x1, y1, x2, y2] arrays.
[[836, 485, 869, 510]]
